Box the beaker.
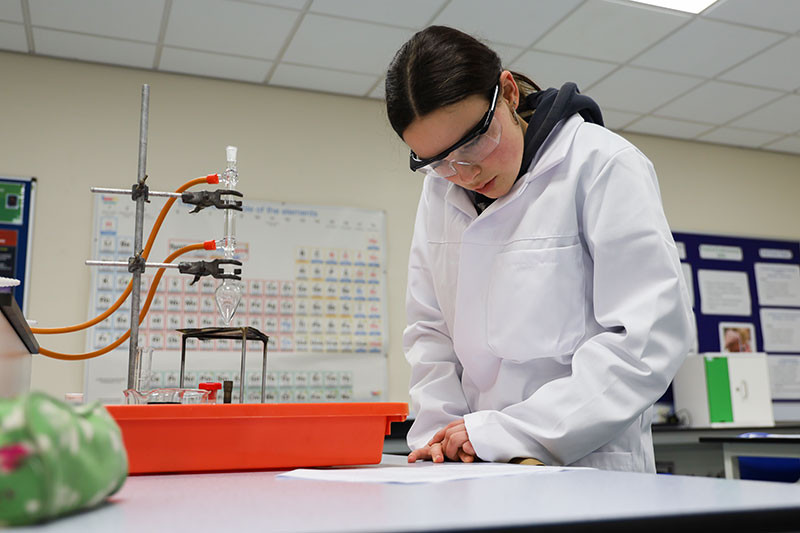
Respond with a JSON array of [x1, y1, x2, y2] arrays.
[[123, 388, 211, 405], [132, 346, 154, 392]]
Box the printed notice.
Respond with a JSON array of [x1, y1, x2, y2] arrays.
[[680, 263, 694, 308], [754, 263, 800, 307], [767, 356, 800, 400], [760, 309, 800, 352], [699, 244, 743, 262], [698, 269, 751, 316]]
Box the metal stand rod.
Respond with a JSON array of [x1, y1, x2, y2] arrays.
[[240, 329, 247, 403], [261, 342, 267, 403], [127, 84, 149, 391], [85, 260, 180, 269], [91, 186, 182, 198]]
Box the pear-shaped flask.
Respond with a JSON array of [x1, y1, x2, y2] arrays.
[[215, 278, 242, 325]]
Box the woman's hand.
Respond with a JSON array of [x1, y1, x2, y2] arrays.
[[407, 419, 477, 463]]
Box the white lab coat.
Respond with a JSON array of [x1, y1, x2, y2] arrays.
[[403, 114, 695, 472]]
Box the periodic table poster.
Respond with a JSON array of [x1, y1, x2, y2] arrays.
[[84, 192, 388, 405]]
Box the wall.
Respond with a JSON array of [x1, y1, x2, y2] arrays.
[[1, 51, 798, 404]]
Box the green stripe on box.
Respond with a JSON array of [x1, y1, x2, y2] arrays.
[[705, 357, 733, 423]]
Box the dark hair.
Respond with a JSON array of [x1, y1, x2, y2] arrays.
[[385, 25, 540, 138]]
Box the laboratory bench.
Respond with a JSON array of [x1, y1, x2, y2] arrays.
[[15, 454, 800, 532]]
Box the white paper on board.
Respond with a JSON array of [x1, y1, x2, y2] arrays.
[[754, 263, 800, 307], [699, 244, 743, 261], [680, 262, 694, 308], [760, 308, 800, 352], [698, 269, 751, 316], [767, 355, 800, 400]]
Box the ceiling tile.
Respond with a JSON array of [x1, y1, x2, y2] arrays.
[[718, 37, 800, 91], [631, 18, 782, 77], [310, 0, 445, 29], [165, 0, 299, 59], [271, 63, 378, 97], [698, 127, 783, 148], [232, 0, 307, 9], [704, 0, 800, 34], [0, 21, 27, 52], [625, 116, 712, 139], [0, 0, 23, 23], [586, 67, 702, 114], [433, 0, 582, 48], [159, 47, 272, 83], [730, 94, 800, 134], [764, 136, 800, 155], [33, 28, 155, 68], [602, 109, 641, 130], [654, 81, 782, 124], [509, 50, 617, 93], [535, 0, 689, 62], [28, 0, 165, 42], [282, 14, 413, 75]]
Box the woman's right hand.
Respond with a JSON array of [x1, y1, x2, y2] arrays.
[[407, 419, 477, 463]]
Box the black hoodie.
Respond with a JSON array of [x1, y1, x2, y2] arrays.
[[468, 82, 604, 214]]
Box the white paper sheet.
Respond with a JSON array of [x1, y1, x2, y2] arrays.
[[761, 308, 800, 352], [698, 269, 751, 316], [277, 463, 587, 484], [754, 263, 800, 307]]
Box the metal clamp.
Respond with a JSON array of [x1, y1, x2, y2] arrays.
[[181, 189, 243, 213]]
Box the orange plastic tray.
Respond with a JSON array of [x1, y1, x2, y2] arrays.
[[106, 402, 407, 474]]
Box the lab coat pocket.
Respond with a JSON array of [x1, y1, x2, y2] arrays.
[[487, 244, 585, 362]]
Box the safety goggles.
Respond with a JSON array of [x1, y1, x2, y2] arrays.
[[409, 83, 502, 179]]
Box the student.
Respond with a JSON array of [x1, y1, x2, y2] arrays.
[[384, 26, 695, 472]]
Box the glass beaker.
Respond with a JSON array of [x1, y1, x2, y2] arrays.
[[123, 388, 211, 405]]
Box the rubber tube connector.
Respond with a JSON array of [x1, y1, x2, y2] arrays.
[[203, 240, 217, 250], [206, 173, 219, 184]]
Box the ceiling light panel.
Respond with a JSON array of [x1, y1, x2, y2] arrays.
[[282, 14, 414, 75], [165, 0, 299, 59], [0, 0, 24, 23], [28, 0, 165, 42], [535, 1, 689, 63], [433, 0, 582, 48], [654, 81, 782, 124], [703, 0, 800, 33], [631, 19, 783, 77], [586, 66, 702, 114], [271, 63, 379, 97], [0, 21, 27, 52], [627, 0, 718, 14], [33, 28, 156, 68], [159, 47, 273, 83], [510, 50, 618, 92], [310, 0, 446, 29]]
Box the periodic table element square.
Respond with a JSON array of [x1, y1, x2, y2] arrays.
[[248, 298, 263, 315], [166, 332, 181, 350], [200, 278, 216, 294], [340, 301, 353, 316], [233, 316, 247, 328], [310, 264, 324, 280], [96, 292, 113, 311], [248, 316, 262, 330], [248, 279, 264, 296], [310, 300, 324, 316], [280, 281, 293, 297], [340, 389, 353, 401], [340, 372, 353, 386], [309, 371, 324, 387], [183, 295, 199, 314], [199, 337, 215, 351], [340, 284, 352, 299], [295, 336, 309, 352], [201, 296, 216, 314], [353, 250, 366, 265], [353, 284, 367, 300], [354, 319, 368, 336], [267, 337, 278, 351], [309, 388, 324, 402], [216, 338, 232, 351], [165, 276, 181, 293], [183, 315, 199, 329], [280, 299, 294, 315], [324, 300, 338, 316], [98, 273, 114, 291], [279, 389, 293, 403], [199, 314, 215, 329], [353, 266, 366, 282], [265, 281, 280, 297], [339, 318, 353, 335], [294, 389, 308, 403], [264, 298, 279, 315], [166, 294, 182, 312], [148, 332, 165, 349], [99, 235, 116, 253], [340, 336, 354, 352], [325, 372, 339, 386], [100, 216, 117, 233], [309, 318, 323, 335], [114, 313, 130, 330], [279, 316, 293, 333], [354, 337, 368, 352], [296, 263, 309, 280], [296, 246, 309, 262], [311, 282, 324, 298], [115, 274, 129, 292], [167, 314, 182, 330], [367, 301, 381, 317], [367, 266, 381, 284], [151, 294, 166, 311], [325, 318, 338, 335], [95, 330, 112, 349], [339, 249, 353, 264], [295, 317, 308, 334], [325, 283, 338, 299], [295, 281, 309, 299], [311, 248, 324, 263], [325, 338, 340, 353], [324, 264, 339, 281], [264, 316, 278, 333], [295, 299, 309, 315], [280, 336, 293, 351], [325, 248, 339, 263], [117, 236, 134, 255], [149, 313, 165, 330], [339, 266, 353, 282]]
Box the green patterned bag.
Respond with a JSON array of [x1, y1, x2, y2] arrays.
[[0, 392, 128, 526]]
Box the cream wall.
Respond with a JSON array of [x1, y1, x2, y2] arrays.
[[1, 51, 799, 404]]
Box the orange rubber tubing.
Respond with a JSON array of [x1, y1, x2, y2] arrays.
[[31, 176, 214, 335], [37, 243, 205, 361]]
